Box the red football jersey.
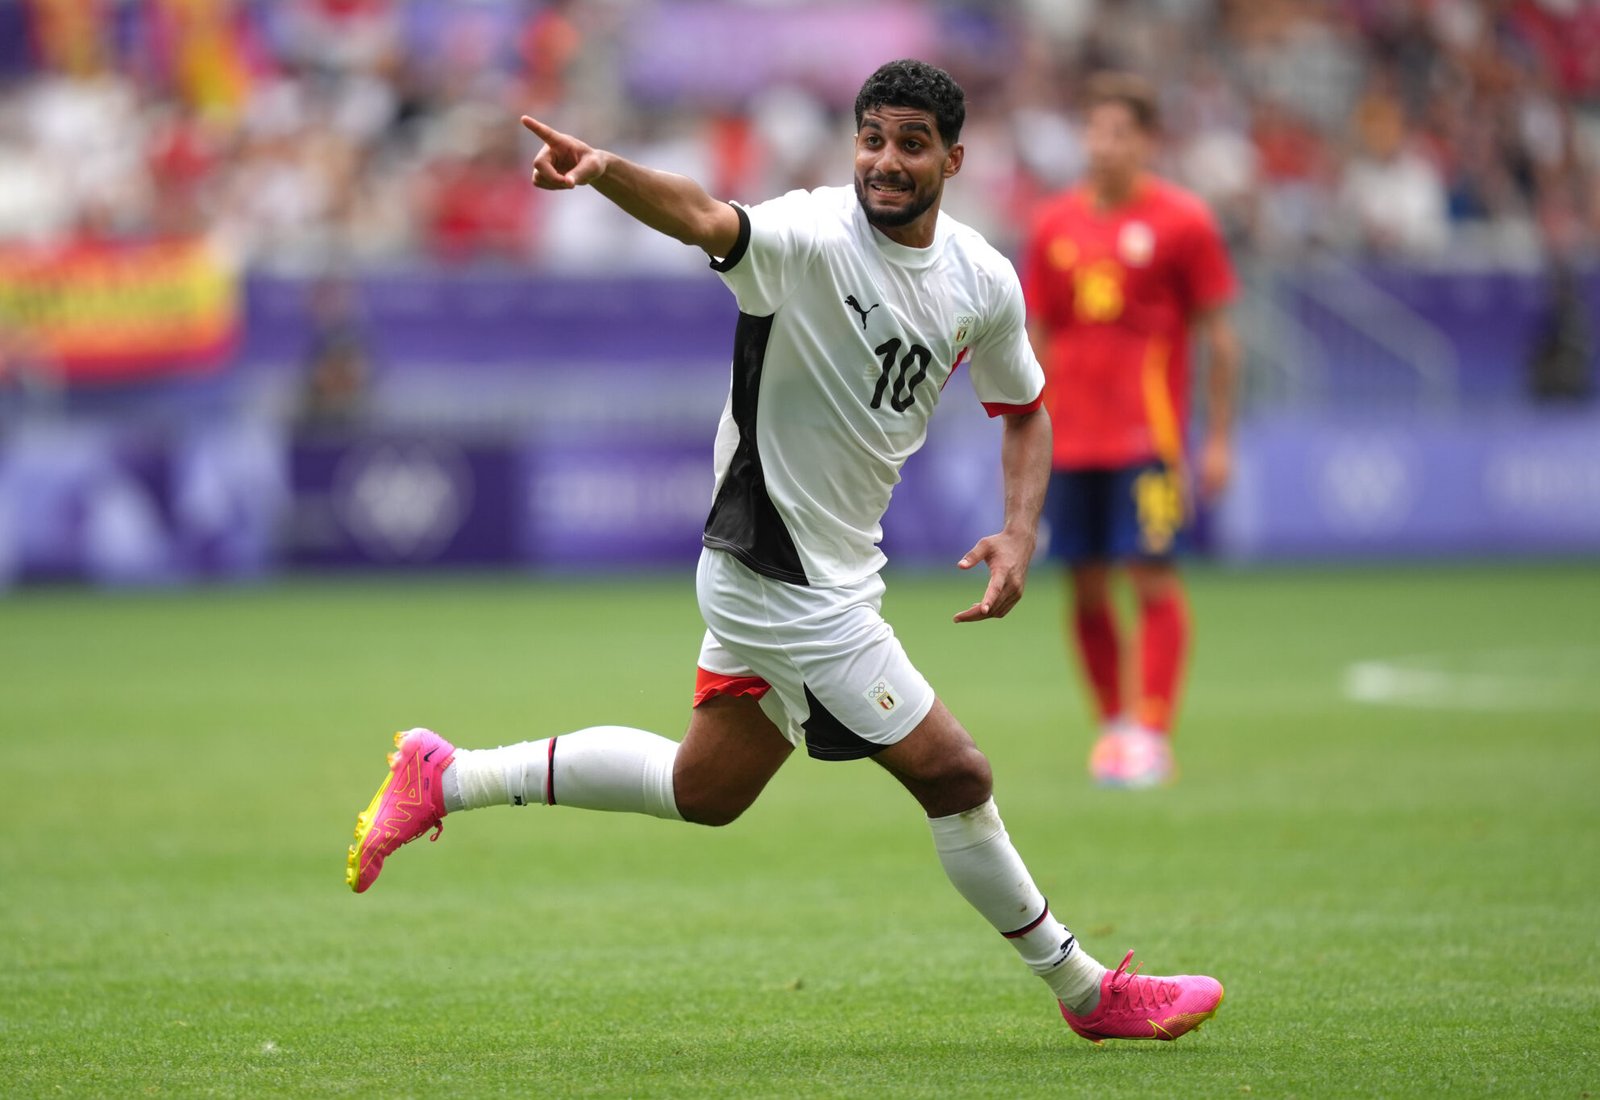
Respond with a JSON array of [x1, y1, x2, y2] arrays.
[[1021, 177, 1236, 469]]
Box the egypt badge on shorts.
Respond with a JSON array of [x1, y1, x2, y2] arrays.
[[863, 678, 899, 714]]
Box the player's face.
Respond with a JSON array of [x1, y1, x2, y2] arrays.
[[1084, 102, 1151, 195], [853, 107, 962, 242]]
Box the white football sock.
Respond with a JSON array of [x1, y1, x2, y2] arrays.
[[441, 726, 682, 821], [927, 798, 1105, 1012]]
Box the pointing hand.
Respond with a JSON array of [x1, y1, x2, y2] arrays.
[[521, 115, 608, 190]]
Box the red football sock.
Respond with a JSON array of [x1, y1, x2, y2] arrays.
[[1072, 604, 1123, 724], [1137, 589, 1189, 735]]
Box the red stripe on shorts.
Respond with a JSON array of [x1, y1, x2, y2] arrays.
[[693, 667, 772, 707]]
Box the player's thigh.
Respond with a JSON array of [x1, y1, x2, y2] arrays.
[[675, 694, 794, 826], [1069, 561, 1115, 609], [699, 549, 935, 762], [1125, 557, 1183, 604], [872, 698, 993, 818]]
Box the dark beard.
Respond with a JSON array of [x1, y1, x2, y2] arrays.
[[854, 177, 936, 229]]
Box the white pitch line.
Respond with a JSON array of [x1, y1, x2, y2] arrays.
[[1342, 649, 1600, 712]]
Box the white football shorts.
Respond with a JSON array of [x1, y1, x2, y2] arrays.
[[693, 547, 936, 760]]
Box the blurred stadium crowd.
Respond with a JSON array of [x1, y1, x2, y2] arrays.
[[0, 0, 1596, 272]]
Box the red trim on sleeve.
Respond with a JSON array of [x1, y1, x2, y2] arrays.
[[981, 393, 1045, 418], [693, 667, 772, 707], [545, 736, 558, 806]]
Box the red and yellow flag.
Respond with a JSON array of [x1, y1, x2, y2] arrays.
[[0, 238, 240, 383]]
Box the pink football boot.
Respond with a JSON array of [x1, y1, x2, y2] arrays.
[[1060, 950, 1223, 1043], [347, 728, 456, 893], [1090, 726, 1175, 789]]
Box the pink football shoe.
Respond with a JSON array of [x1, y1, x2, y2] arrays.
[[1087, 727, 1128, 786], [1089, 727, 1175, 789], [1060, 950, 1223, 1043], [346, 728, 456, 893]]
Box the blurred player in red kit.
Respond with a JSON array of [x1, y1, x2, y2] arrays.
[[1021, 72, 1241, 788]]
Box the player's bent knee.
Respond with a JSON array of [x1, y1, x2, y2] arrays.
[[680, 804, 743, 828], [673, 788, 752, 827], [935, 738, 992, 782], [891, 744, 994, 818], [939, 746, 994, 808]]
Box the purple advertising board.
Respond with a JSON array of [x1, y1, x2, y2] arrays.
[[285, 433, 523, 569], [1214, 411, 1600, 561], [4, 267, 1599, 591], [6, 407, 1600, 590], [0, 420, 285, 588]]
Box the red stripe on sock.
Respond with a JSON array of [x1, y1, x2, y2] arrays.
[[546, 736, 558, 806], [1002, 902, 1051, 939]]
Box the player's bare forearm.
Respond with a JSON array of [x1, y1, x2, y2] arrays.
[[520, 115, 742, 259], [1198, 308, 1240, 443], [999, 405, 1051, 540], [1196, 308, 1240, 501], [589, 159, 742, 257], [954, 406, 1051, 623]]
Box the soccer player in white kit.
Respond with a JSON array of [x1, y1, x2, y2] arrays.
[[347, 59, 1223, 1044]]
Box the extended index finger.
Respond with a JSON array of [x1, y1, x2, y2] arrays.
[[520, 115, 560, 143]]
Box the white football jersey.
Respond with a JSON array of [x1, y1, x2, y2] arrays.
[[703, 185, 1044, 587]]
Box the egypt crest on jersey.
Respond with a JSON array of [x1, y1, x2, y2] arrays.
[[703, 186, 1044, 588]]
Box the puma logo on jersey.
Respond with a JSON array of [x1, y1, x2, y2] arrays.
[[845, 295, 880, 329]]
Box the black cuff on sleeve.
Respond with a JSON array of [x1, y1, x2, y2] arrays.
[[708, 203, 751, 272]]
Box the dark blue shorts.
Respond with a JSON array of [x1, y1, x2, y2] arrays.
[[1044, 463, 1187, 564]]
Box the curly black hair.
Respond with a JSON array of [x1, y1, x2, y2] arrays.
[[853, 59, 966, 147]]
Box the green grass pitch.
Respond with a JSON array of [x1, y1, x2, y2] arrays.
[[2, 563, 1597, 1098]]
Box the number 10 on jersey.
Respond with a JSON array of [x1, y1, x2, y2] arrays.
[[871, 338, 933, 412]]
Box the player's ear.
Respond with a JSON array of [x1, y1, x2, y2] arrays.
[[944, 142, 963, 179]]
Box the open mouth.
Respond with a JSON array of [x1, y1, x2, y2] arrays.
[[869, 178, 912, 198]]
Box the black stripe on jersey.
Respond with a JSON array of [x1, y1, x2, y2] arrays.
[[707, 203, 751, 272], [702, 311, 810, 585], [800, 684, 889, 761]]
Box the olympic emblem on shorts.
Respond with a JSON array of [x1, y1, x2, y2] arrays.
[[864, 679, 899, 713]]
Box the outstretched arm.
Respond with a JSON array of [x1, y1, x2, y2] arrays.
[[954, 405, 1052, 623], [521, 115, 743, 259]]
